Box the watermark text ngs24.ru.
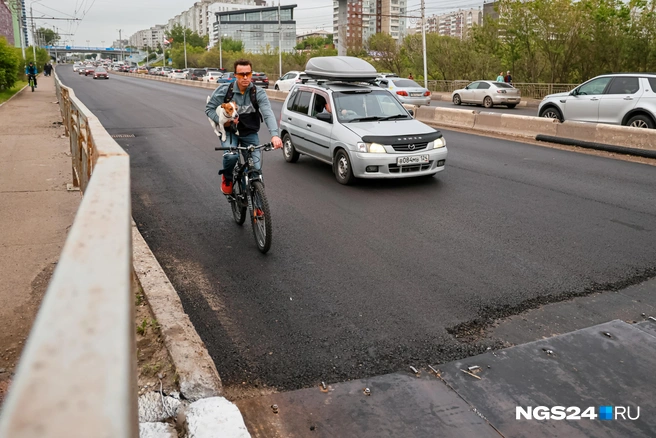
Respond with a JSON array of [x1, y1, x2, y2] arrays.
[[516, 406, 640, 421]]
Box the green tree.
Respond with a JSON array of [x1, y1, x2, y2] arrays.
[[165, 25, 208, 49], [36, 27, 59, 45], [0, 37, 20, 90], [219, 37, 244, 53], [295, 35, 333, 50], [366, 33, 407, 75]]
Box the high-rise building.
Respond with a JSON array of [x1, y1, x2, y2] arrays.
[[0, 0, 15, 45], [419, 7, 483, 39], [333, 0, 407, 49]]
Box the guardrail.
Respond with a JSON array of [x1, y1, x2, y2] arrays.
[[0, 72, 137, 437], [426, 80, 577, 100]]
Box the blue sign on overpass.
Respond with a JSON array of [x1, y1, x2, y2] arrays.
[[45, 45, 132, 52]]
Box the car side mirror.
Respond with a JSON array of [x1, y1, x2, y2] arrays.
[[316, 112, 332, 123]]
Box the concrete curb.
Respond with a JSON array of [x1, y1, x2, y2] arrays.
[[0, 84, 30, 109], [132, 221, 222, 402]]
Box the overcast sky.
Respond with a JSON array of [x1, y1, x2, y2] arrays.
[[32, 0, 483, 47]]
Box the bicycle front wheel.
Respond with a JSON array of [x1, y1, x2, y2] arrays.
[[250, 181, 272, 254]]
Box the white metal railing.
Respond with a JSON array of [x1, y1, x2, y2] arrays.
[[0, 70, 137, 437], [426, 80, 578, 99]]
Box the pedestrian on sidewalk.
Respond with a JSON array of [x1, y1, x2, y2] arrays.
[[496, 71, 505, 83], [44, 63, 53, 77], [408, 72, 414, 80], [25, 62, 38, 88], [504, 70, 513, 86]]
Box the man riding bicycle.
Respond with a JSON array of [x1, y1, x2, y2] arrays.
[[25, 62, 38, 88], [205, 59, 282, 195]]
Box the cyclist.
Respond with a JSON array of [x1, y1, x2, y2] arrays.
[[25, 62, 38, 88], [205, 59, 282, 195]]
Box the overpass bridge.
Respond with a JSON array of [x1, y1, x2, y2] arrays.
[[44, 45, 133, 58]]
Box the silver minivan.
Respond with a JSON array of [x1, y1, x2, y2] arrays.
[[280, 82, 448, 184]]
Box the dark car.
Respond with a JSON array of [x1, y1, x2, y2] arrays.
[[251, 72, 269, 88], [188, 68, 207, 80]]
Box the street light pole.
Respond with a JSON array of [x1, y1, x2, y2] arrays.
[[183, 29, 188, 69], [421, 0, 428, 89], [278, 0, 282, 78], [218, 15, 222, 70]]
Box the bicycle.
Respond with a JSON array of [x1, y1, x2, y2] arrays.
[[215, 142, 274, 254], [28, 75, 36, 92]]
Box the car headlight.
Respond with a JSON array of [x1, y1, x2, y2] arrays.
[[356, 142, 387, 153], [431, 137, 446, 149]]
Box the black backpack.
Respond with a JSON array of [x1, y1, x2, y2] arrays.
[[223, 84, 263, 122]]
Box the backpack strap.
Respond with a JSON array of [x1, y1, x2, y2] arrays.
[[250, 86, 263, 122], [223, 83, 234, 104]]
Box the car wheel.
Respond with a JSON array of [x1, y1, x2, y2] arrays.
[[539, 106, 564, 122], [626, 114, 655, 129], [453, 94, 461, 105], [506, 104, 517, 109], [334, 149, 355, 185], [274, 84, 279, 90], [282, 133, 300, 163], [483, 96, 493, 108]]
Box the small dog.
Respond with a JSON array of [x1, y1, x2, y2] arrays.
[[207, 98, 239, 142]]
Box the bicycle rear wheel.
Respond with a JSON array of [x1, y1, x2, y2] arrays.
[[250, 181, 272, 254], [30, 79, 34, 92]]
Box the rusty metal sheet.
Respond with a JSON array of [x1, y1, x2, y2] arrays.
[[236, 372, 500, 438], [439, 320, 656, 438]]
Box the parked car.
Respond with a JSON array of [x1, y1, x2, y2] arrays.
[[218, 72, 237, 84], [279, 56, 447, 185], [202, 71, 223, 82], [274, 71, 303, 91], [375, 77, 432, 106], [188, 68, 207, 80], [251, 72, 269, 88], [93, 67, 109, 79], [451, 81, 521, 109], [168, 69, 186, 80], [136, 67, 149, 74], [538, 73, 656, 128]]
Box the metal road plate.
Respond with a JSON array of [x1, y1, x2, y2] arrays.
[[438, 320, 656, 438], [236, 372, 500, 438]]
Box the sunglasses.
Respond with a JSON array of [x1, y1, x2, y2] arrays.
[[236, 72, 252, 78]]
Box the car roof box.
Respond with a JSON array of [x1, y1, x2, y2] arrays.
[[304, 56, 378, 82]]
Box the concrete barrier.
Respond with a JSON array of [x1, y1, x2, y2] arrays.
[[415, 106, 477, 130], [591, 123, 656, 151], [474, 112, 559, 138]]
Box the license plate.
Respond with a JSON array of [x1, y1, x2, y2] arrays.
[[410, 92, 422, 97], [397, 155, 429, 165]]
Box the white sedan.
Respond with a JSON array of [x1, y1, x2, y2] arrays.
[[202, 71, 223, 83], [168, 69, 187, 80], [273, 71, 303, 91]]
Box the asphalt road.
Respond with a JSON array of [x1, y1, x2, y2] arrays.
[[58, 67, 656, 395], [430, 98, 538, 116]]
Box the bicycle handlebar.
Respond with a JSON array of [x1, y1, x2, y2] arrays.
[[215, 142, 273, 152]]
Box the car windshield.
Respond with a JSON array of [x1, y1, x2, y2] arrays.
[[95, 67, 106, 72], [391, 79, 421, 88], [332, 90, 411, 123]]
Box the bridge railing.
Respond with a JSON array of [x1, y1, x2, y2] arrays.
[[0, 70, 137, 437]]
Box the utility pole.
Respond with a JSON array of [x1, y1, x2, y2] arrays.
[[278, 0, 282, 78], [30, 3, 37, 62], [118, 29, 122, 62], [183, 30, 188, 69], [421, 0, 428, 89], [218, 15, 222, 69]]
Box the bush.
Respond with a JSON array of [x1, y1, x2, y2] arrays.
[[0, 37, 20, 90]]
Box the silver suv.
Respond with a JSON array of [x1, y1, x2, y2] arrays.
[[538, 74, 656, 128]]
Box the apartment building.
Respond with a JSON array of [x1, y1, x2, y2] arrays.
[[0, 0, 14, 45], [420, 7, 483, 39], [333, 0, 407, 49], [128, 24, 167, 49]]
